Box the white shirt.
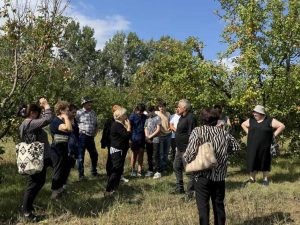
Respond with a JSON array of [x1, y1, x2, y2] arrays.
[[170, 114, 180, 138]]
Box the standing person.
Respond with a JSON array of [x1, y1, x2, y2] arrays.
[[18, 98, 52, 222], [50, 101, 72, 199], [76, 97, 100, 180], [172, 99, 196, 200], [155, 100, 172, 173], [214, 105, 231, 129], [101, 105, 129, 182], [183, 107, 240, 225], [169, 104, 180, 162], [63, 104, 79, 190], [129, 103, 147, 177], [105, 107, 131, 196], [241, 105, 285, 185], [144, 105, 161, 178]]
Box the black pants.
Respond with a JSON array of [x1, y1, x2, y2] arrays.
[[146, 142, 160, 172], [51, 142, 69, 190], [173, 150, 194, 193], [170, 138, 176, 161], [194, 176, 226, 225], [22, 158, 52, 214], [106, 151, 124, 192], [106, 146, 113, 177], [63, 156, 76, 185]]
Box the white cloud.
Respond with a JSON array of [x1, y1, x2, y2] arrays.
[[0, 0, 131, 50], [67, 5, 130, 49], [215, 56, 239, 71]]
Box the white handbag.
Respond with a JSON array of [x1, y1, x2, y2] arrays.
[[185, 142, 218, 172], [16, 141, 44, 175]]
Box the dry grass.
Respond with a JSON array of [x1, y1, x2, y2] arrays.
[[0, 135, 300, 225]]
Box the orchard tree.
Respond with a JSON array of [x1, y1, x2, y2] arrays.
[[0, 0, 69, 139]]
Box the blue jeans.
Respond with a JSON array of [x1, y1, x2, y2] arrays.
[[77, 134, 98, 177], [159, 133, 171, 172]]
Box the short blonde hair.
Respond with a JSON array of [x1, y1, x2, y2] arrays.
[[54, 100, 70, 115], [113, 107, 127, 120], [112, 104, 122, 113]]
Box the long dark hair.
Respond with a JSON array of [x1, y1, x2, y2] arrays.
[[18, 104, 42, 118]]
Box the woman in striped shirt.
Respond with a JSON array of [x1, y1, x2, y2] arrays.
[[183, 108, 240, 225]]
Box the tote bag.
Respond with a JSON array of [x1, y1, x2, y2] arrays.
[[16, 120, 44, 175], [185, 142, 217, 173]]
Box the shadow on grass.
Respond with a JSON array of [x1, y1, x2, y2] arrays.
[[239, 212, 293, 225]]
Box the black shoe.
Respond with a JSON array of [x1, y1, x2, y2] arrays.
[[92, 173, 101, 177], [170, 189, 185, 195], [182, 192, 195, 202], [79, 175, 87, 181]]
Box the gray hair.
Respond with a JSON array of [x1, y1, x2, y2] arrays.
[[178, 99, 191, 111]]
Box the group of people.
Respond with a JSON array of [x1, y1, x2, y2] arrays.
[[18, 97, 285, 225]]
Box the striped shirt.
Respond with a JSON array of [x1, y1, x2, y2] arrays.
[[76, 108, 98, 137], [183, 125, 240, 181]]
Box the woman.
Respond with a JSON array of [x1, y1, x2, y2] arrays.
[[50, 101, 72, 199], [18, 98, 52, 222], [241, 105, 285, 185], [101, 104, 130, 182], [63, 104, 79, 189], [129, 103, 146, 177], [105, 107, 131, 196], [183, 108, 240, 225]]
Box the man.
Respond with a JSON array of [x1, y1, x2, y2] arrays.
[[76, 97, 100, 180], [172, 99, 196, 200]]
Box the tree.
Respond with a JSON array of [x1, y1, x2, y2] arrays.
[[0, 0, 69, 139]]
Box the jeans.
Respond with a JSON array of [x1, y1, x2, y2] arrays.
[[173, 150, 194, 193], [159, 133, 171, 171], [194, 176, 226, 225], [170, 138, 176, 162], [77, 134, 98, 177]]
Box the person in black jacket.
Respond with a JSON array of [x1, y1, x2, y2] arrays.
[[105, 107, 131, 196], [101, 105, 121, 177]]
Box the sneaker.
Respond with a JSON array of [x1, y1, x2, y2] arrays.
[[153, 172, 162, 179], [145, 171, 153, 177], [262, 180, 269, 186], [131, 170, 137, 177], [120, 176, 129, 183], [50, 188, 64, 200], [137, 171, 143, 177], [24, 213, 39, 222], [243, 178, 256, 187]]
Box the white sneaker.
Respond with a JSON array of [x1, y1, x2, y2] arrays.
[[145, 171, 154, 177], [153, 172, 161, 179], [120, 176, 129, 183]]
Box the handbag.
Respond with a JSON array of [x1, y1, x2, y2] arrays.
[[185, 142, 218, 173], [16, 142, 44, 175], [16, 120, 44, 175], [270, 139, 280, 157]]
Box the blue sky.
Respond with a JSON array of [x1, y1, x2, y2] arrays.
[[69, 0, 227, 60]]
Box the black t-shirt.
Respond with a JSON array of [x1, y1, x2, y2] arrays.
[[50, 117, 69, 136], [175, 112, 196, 152], [110, 121, 130, 150]]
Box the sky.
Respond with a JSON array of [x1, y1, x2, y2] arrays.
[[68, 0, 228, 60]]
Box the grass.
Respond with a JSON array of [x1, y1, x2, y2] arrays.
[[0, 135, 300, 225]]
